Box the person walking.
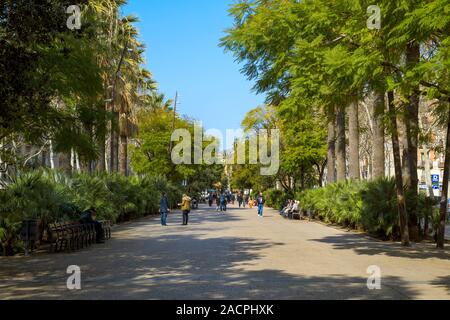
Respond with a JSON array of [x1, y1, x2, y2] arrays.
[[257, 192, 265, 218], [216, 194, 221, 212], [237, 194, 243, 208], [220, 194, 227, 212], [243, 194, 248, 208], [159, 192, 170, 226], [208, 193, 214, 207], [179, 194, 192, 225]]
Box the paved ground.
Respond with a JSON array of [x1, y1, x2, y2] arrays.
[[1, 205, 450, 300]]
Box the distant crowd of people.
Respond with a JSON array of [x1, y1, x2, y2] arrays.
[[207, 192, 233, 212], [158, 190, 267, 226], [236, 192, 265, 217]]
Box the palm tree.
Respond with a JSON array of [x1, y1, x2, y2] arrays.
[[113, 17, 155, 176], [86, 0, 126, 172], [145, 92, 174, 111]]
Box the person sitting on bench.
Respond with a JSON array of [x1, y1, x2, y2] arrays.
[[292, 201, 300, 214], [281, 200, 294, 217], [80, 208, 105, 244], [280, 199, 291, 215]]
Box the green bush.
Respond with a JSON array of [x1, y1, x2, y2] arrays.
[[360, 178, 399, 238], [297, 178, 437, 240], [263, 189, 292, 210], [0, 169, 182, 255]]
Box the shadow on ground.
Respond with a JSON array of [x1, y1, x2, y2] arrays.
[[0, 206, 439, 300], [310, 233, 450, 261], [431, 276, 450, 294], [0, 235, 417, 300]]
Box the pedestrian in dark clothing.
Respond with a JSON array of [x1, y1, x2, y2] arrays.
[[208, 194, 214, 207], [257, 192, 265, 217], [220, 194, 227, 212], [237, 194, 243, 208], [159, 193, 170, 226]]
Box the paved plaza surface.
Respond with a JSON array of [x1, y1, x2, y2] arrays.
[[1, 205, 450, 300]]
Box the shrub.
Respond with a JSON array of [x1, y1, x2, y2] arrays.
[[297, 178, 437, 241], [0, 169, 182, 255], [263, 189, 291, 210], [360, 178, 399, 239]]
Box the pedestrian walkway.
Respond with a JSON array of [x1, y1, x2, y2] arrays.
[[0, 205, 449, 300]]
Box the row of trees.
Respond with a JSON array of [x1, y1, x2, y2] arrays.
[[0, 0, 224, 193], [1, 0, 154, 176], [0, 1, 225, 255], [221, 0, 450, 248], [227, 104, 327, 193], [130, 94, 225, 194]]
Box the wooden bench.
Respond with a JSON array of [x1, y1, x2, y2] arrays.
[[48, 222, 73, 253], [99, 220, 112, 240], [292, 209, 301, 220], [48, 220, 111, 253]]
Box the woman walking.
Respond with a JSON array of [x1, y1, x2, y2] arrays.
[[179, 194, 192, 225]]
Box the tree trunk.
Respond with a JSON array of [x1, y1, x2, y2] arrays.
[[96, 105, 107, 172], [327, 116, 336, 184], [96, 134, 106, 171], [336, 105, 346, 182], [348, 101, 360, 181], [315, 161, 326, 188], [110, 111, 119, 172], [372, 91, 385, 179], [119, 134, 128, 176], [404, 42, 421, 241], [423, 146, 434, 238], [437, 101, 450, 249], [49, 140, 55, 170], [388, 91, 410, 246]]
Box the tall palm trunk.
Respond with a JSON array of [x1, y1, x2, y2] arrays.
[[336, 105, 346, 182], [96, 103, 107, 172], [119, 133, 128, 176], [110, 111, 119, 172], [96, 135, 106, 171], [327, 116, 336, 184], [437, 100, 450, 249], [372, 91, 385, 179], [348, 100, 360, 181], [388, 91, 410, 246], [403, 42, 421, 241], [401, 104, 419, 241], [423, 145, 433, 238]]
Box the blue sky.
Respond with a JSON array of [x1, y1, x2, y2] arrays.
[[123, 1, 264, 147]]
